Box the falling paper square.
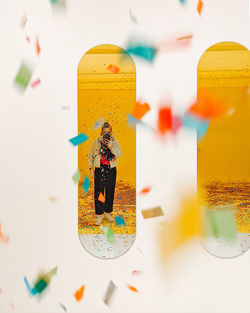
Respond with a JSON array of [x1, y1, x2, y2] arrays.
[[107, 64, 120, 74], [69, 133, 89, 146], [103, 280, 117, 306], [14, 62, 33, 91], [141, 206, 164, 219], [126, 44, 157, 63], [182, 112, 209, 142], [102, 226, 115, 243], [127, 284, 139, 292], [158, 107, 172, 135], [82, 175, 90, 194], [74, 285, 85, 302], [115, 216, 126, 226], [31, 78, 41, 88], [98, 192, 105, 203], [72, 169, 81, 184], [132, 101, 150, 120], [36, 37, 41, 56], [139, 185, 151, 195], [197, 0, 204, 15]]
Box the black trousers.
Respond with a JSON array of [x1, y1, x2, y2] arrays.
[[94, 165, 117, 215]]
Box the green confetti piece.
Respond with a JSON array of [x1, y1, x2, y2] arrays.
[[14, 62, 32, 90], [72, 169, 81, 184]]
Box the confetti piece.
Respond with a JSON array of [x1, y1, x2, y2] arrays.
[[82, 175, 90, 194], [20, 15, 27, 28], [189, 90, 228, 119], [103, 280, 117, 306], [69, 133, 89, 146], [34, 278, 47, 293], [14, 62, 33, 91], [31, 78, 41, 88], [129, 9, 138, 23], [115, 216, 126, 226], [172, 115, 182, 135], [59, 302, 67, 312], [131, 270, 143, 275], [127, 285, 139, 293], [159, 195, 200, 261], [102, 226, 115, 243], [93, 117, 105, 130], [98, 192, 105, 203], [72, 169, 81, 184], [24, 277, 38, 296], [197, 0, 204, 15], [36, 37, 41, 56], [139, 185, 151, 195], [107, 64, 120, 74], [74, 285, 85, 301], [132, 101, 150, 119], [179, 0, 186, 4], [141, 206, 164, 219], [158, 107, 172, 135], [0, 224, 9, 243], [124, 41, 157, 62], [182, 112, 209, 142], [201, 205, 237, 240], [49, 196, 57, 202], [177, 34, 193, 41], [26, 36, 30, 42]]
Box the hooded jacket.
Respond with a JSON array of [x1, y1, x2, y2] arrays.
[[88, 135, 122, 169]]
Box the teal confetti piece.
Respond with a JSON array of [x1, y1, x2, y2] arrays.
[[69, 133, 88, 146], [34, 278, 47, 293], [72, 169, 81, 184], [182, 112, 209, 141], [24, 277, 38, 296], [82, 175, 90, 194], [126, 44, 157, 62], [115, 216, 126, 226]]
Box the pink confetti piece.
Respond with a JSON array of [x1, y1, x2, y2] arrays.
[[31, 78, 41, 88], [131, 270, 143, 275]]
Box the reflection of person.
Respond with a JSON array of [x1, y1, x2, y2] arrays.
[[88, 122, 122, 226]]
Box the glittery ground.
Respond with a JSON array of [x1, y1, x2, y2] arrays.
[[78, 180, 136, 234], [199, 181, 250, 233], [79, 234, 136, 259]]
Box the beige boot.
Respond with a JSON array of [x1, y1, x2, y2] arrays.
[[104, 212, 114, 222], [94, 214, 103, 226]]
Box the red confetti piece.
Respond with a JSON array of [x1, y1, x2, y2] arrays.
[[107, 64, 120, 74], [189, 90, 228, 119], [98, 192, 105, 203], [132, 101, 150, 120], [158, 107, 172, 135], [139, 185, 151, 195], [127, 284, 139, 293], [31, 78, 41, 88], [131, 270, 143, 275], [36, 37, 41, 56], [74, 285, 85, 301], [197, 0, 204, 15]]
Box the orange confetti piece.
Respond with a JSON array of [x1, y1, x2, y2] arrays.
[[158, 107, 172, 135], [26, 36, 30, 42], [127, 285, 139, 292], [177, 34, 193, 41], [98, 192, 105, 203], [36, 37, 41, 56], [132, 101, 150, 120], [74, 285, 85, 301], [139, 185, 151, 195], [107, 64, 120, 74], [189, 89, 228, 119], [0, 224, 10, 243], [197, 0, 203, 15]]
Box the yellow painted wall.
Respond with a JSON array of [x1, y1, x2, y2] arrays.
[[77, 44, 136, 186]]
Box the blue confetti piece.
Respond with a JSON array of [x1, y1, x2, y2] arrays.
[[179, 0, 186, 4], [69, 133, 89, 146], [24, 277, 38, 296], [82, 175, 90, 194], [115, 216, 126, 226], [182, 113, 209, 141]]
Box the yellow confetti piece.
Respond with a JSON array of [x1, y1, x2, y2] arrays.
[[141, 206, 164, 219]]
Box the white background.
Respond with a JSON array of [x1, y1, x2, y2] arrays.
[[0, 0, 249, 312]]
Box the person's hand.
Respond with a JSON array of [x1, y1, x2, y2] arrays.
[[90, 168, 94, 179], [106, 139, 113, 149]]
